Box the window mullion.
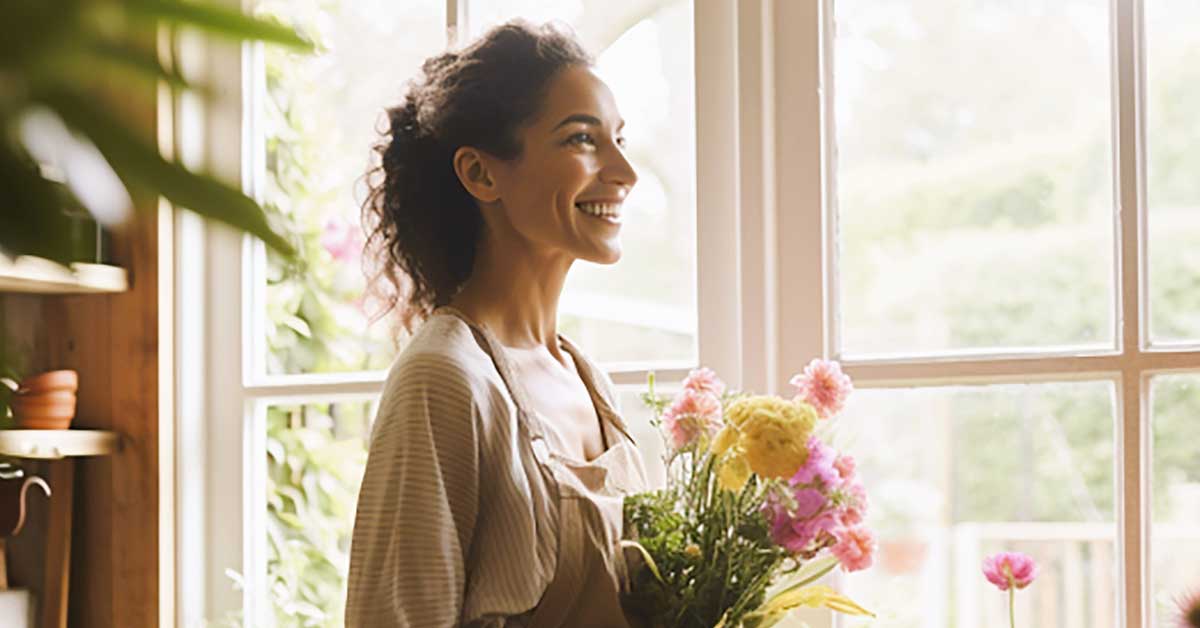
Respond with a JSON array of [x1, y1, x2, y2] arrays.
[[734, 0, 776, 395], [695, 0, 743, 387], [1114, 0, 1150, 623], [773, 0, 828, 393], [448, 0, 468, 44]]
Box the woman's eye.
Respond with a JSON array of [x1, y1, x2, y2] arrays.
[[567, 132, 596, 147]]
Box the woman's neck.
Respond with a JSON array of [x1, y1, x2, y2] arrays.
[[447, 240, 574, 356]]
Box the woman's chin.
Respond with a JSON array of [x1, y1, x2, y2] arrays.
[[592, 247, 622, 265], [572, 240, 622, 265]]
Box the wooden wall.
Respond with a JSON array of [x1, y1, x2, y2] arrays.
[[2, 43, 172, 627]]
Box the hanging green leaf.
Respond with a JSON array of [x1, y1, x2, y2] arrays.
[[125, 0, 315, 51], [37, 87, 297, 258], [81, 38, 195, 91]]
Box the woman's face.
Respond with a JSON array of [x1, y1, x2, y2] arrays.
[[489, 65, 638, 264]]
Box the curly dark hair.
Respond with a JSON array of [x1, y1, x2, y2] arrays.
[[362, 20, 593, 334]]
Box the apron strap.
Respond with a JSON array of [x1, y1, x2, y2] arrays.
[[434, 305, 636, 450], [433, 305, 548, 443], [557, 335, 637, 448]]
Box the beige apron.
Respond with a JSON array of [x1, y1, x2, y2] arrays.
[[438, 306, 647, 628]]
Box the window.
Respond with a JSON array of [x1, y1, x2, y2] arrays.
[[179, 1, 1191, 627], [811, 0, 1198, 626]]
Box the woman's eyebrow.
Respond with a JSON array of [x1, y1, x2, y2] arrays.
[[552, 113, 626, 132]]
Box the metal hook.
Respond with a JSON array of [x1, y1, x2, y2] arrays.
[[10, 475, 51, 537]]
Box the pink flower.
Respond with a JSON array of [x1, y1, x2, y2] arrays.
[[790, 359, 853, 419], [792, 488, 827, 518], [834, 454, 857, 481], [321, 216, 364, 263], [837, 480, 868, 526], [790, 436, 839, 488], [682, 367, 726, 398], [661, 388, 722, 450], [769, 507, 840, 555], [831, 525, 876, 572], [1175, 587, 1200, 628], [982, 552, 1038, 591]]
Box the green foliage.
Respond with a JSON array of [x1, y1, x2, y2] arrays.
[[624, 382, 796, 628], [623, 472, 789, 628], [265, 404, 368, 627], [0, 0, 309, 263], [257, 0, 397, 376], [1151, 376, 1200, 517]]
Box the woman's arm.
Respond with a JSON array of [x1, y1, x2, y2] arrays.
[[345, 353, 482, 628]]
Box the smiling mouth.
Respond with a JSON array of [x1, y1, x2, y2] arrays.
[[575, 201, 623, 224]]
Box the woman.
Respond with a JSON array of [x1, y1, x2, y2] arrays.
[[345, 20, 647, 628]]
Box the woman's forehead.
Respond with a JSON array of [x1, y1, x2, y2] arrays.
[[535, 66, 622, 130]]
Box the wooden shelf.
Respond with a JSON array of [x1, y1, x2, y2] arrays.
[[0, 430, 121, 459], [0, 256, 128, 295]]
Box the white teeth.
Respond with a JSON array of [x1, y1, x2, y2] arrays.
[[576, 202, 622, 218]]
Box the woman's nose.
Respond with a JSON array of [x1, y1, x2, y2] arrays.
[[601, 144, 638, 189]]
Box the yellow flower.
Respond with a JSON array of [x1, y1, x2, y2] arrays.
[[724, 396, 816, 480], [711, 425, 738, 455], [724, 396, 759, 428], [741, 416, 810, 479], [717, 453, 752, 491]]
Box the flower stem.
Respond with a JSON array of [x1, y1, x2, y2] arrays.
[[1009, 587, 1015, 628]]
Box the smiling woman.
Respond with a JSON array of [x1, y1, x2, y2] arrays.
[[346, 20, 651, 628]]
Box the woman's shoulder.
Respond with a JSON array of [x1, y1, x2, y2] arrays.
[[381, 312, 505, 406]]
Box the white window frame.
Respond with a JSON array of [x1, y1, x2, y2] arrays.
[[174, 0, 1196, 626], [176, 1, 753, 626], [772, 1, 1199, 627]]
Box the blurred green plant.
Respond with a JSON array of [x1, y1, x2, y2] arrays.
[[212, 403, 367, 628], [265, 403, 367, 627], [254, 0, 403, 377], [0, 0, 312, 265]]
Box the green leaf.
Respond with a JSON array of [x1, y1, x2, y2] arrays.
[[82, 38, 194, 91], [125, 0, 314, 51], [36, 88, 297, 258], [0, 0, 81, 66], [280, 314, 312, 338]]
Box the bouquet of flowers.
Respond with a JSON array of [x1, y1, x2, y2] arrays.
[[622, 360, 875, 628]]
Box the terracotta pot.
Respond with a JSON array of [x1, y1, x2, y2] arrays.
[[17, 369, 78, 395], [11, 391, 77, 430], [14, 390, 75, 405]]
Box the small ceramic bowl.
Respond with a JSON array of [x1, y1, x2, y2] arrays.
[[17, 370, 79, 395]]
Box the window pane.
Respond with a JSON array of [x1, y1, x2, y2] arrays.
[[471, 0, 698, 366], [1146, 0, 1200, 345], [259, 0, 445, 375], [616, 382, 680, 489], [835, 382, 1117, 628], [1151, 375, 1200, 627], [832, 0, 1115, 357], [265, 400, 372, 627]]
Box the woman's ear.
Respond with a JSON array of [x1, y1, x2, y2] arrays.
[[453, 146, 501, 203]]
